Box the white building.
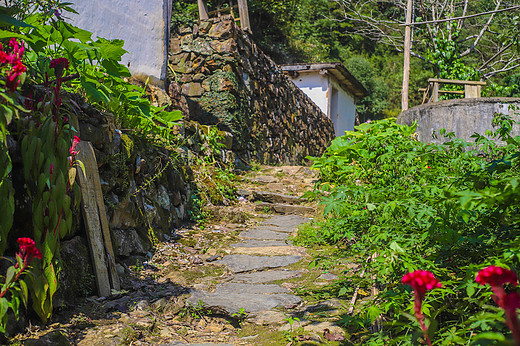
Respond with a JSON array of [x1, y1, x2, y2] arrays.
[[281, 63, 368, 137], [68, 0, 172, 87]]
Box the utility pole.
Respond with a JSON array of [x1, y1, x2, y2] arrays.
[[401, 0, 413, 111]]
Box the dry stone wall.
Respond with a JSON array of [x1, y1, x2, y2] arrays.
[[168, 16, 334, 165]]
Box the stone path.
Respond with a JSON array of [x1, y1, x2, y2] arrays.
[[15, 166, 348, 346], [187, 215, 309, 315]]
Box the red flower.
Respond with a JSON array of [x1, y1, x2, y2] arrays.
[[402, 270, 442, 297], [1, 39, 26, 93], [402, 270, 441, 346], [476, 265, 518, 287], [69, 136, 80, 155], [17, 237, 42, 264], [427, 166, 431, 169], [476, 266, 520, 343], [49, 57, 69, 70], [50, 57, 69, 79]]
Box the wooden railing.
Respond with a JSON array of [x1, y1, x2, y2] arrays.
[[420, 78, 487, 104]]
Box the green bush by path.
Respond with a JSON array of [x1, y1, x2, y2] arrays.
[[303, 116, 520, 344]]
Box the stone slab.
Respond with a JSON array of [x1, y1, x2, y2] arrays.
[[250, 225, 296, 233], [231, 270, 302, 284], [188, 290, 301, 314], [264, 215, 310, 227], [213, 283, 289, 294], [252, 191, 302, 205], [163, 343, 233, 346], [231, 240, 290, 248], [232, 246, 306, 256], [215, 255, 302, 273], [239, 228, 290, 240]]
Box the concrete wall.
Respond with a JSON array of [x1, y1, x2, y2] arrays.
[[397, 98, 520, 143], [68, 0, 172, 86]]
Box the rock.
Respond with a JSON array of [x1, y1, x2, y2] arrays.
[[23, 330, 70, 346], [231, 270, 302, 284], [303, 321, 345, 337], [110, 197, 138, 229], [251, 175, 277, 184], [264, 215, 310, 227], [55, 237, 96, 308], [79, 123, 104, 147], [182, 82, 204, 97], [278, 318, 311, 331], [112, 229, 150, 257], [247, 310, 286, 325], [215, 255, 302, 273], [317, 273, 339, 281]]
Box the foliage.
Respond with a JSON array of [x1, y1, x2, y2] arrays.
[[304, 116, 520, 344], [0, 0, 182, 326], [0, 238, 41, 333]]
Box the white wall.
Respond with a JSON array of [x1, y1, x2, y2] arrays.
[[289, 71, 357, 137], [289, 73, 329, 115], [68, 0, 172, 86], [330, 78, 356, 136]]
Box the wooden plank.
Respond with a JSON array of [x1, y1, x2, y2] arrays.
[[198, 0, 209, 20], [238, 0, 251, 31], [87, 145, 120, 291], [76, 141, 111, 297], [428, 78, 487, 86]]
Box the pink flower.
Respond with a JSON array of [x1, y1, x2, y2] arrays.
[[476, 265, 518, 287], [69, 136, 80, 155], [427, 166, 431, 169], [1, 39, 26, 93]]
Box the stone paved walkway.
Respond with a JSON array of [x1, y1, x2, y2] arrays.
[[187, 215, 309, 315]]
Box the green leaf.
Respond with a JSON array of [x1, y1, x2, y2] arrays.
[[0, 14, 34, 28]]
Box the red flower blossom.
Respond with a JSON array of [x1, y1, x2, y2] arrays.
[[476, 265, 518, 287], [49, 57, 69, 69], [427, 166, 431, 169], [402, 270, 441, 346], [50, 57, 69, 79], [476, 266, 520, 343], [403, 270, 442, 297], [1, 38, 26, 93], [69, 136, 80, 155], [17, 237, 42, 264]]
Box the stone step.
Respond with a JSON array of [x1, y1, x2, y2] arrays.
[[188, 283, 302, 314], [237, 189, 304, 205], [215, 254, 302, 273], [255, 202, 315, 215]]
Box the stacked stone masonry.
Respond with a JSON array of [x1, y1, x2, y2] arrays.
[[168, 16, 335, 165]]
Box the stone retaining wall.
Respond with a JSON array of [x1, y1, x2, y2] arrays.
[[168, 16, 335, 165], [397, 98, 520, 143]]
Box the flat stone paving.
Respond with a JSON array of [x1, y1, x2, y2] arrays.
[[188, 215, 308, 314]]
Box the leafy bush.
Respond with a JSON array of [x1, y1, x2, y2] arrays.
[[304, 116, 520, 344]]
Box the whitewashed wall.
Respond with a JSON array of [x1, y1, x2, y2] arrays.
[[68, 0, 172, 87], [288, 72, 357, 137], [290, 73, 329, 115], [330, 78, 356, 136]]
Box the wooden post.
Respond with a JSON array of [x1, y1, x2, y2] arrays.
[[198, 0, 209, 20], [237, 0, 251, 32], [401, 0, 413, 111], [433, 81, 439, 102]]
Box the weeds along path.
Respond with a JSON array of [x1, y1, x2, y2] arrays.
[[14, 166, 350, 346]]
